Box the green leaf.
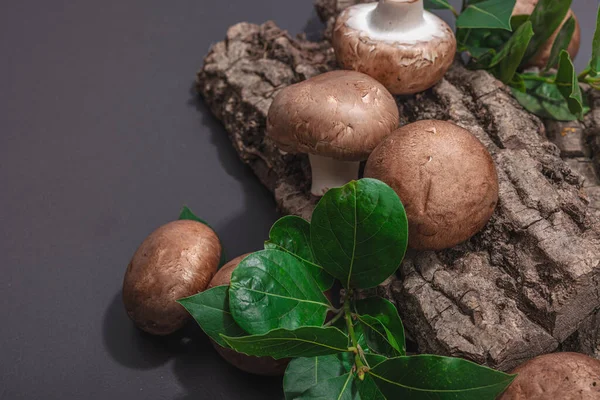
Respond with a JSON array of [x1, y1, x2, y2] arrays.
[[221, 326, 349, 359], [284, 355, 350, 399], [284, 355, 385, 400], [177, 285, 245, 348], [512, 76, 582, 121], [178, 206, 226, 267], [229, 249, 331, 335], [590, 4, 600, 76], [490, 21, 534, 83], [355, 297, 406, 357], [555, 50, 585, 119], [368, 355, 516, 399], [265, 216, 334, 291], [456, 0, 516, 31], [424, 0, 454, 11], [545, 15, 576, 70], [522, 0, 572, 65], [310, 179, 408, 289], [296, 373, 356, 400]]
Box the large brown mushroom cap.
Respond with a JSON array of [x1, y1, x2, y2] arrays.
[[364, 120, 499, 250], [333, 3, 456, 95], [207, 253, 290, 376], [122, 220, 221, 335], [266, 70, 399, 161], [512, 0, 580, 68], [499, 352, 600, 399]]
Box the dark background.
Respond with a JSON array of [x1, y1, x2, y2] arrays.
[[0, 1, 598, 399]]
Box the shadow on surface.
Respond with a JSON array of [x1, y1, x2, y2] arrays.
[[172, 323, 283, 400], [187, 84, 279, 256], [101, 85, 284, 397], [102, 293, 175, 370]]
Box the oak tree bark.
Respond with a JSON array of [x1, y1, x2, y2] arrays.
[[197, 0, 600, 371]]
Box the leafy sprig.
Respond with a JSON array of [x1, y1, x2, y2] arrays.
[[430, 0, 600, 121], [178, 179, 515, 399]]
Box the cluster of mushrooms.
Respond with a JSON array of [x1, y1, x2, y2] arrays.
[[121, 0, 597, 398]]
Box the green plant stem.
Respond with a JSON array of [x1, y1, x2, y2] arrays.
[[520, 74, 573, 88], [578, 68, 591, 81], [323, 309, 344, 327], [344, 290, 366, 380], [450, 6, 459, 18]]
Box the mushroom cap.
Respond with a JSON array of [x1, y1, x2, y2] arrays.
[[207, 253, 290, 376], [512, 0, 580, 68], [122, 220, 221, 335], [333, 3, 457, 95], [364, 120, 498, 250], [266, 70, 399, 161], [498, 352, 600, 400], [207, 253, 251, 289]]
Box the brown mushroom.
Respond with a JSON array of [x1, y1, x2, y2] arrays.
[[332, 0, 456, 95], [364, 120, 498, 250], [208, 254, 289, 376], [499, 352, 600, 399], [512, 0, 581, 68], [266, 70, 399, 196], [123, 220, 221, 335], [207, 253, 250, 289]]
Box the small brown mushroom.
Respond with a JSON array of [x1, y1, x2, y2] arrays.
[[499, 352, 600, 400], [267, 70, 399, 196], [123, 220, 221, 335], [512, 0, 581, 68], [332, 0, 456, 95], [364, 120, 498, 250], [208, 254, 289, 376]]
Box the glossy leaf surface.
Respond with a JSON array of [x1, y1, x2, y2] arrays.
[[222, 326, 349, 359], [177, 285, 245, 348], [490, 21, 534, 83], [369, 355, 516, 399], [265, 216, 333, 291], [456, 0, 516, 31], [355, 297, 406, 357], [229, 249, 330, 335], [310, 179, 408, 289]]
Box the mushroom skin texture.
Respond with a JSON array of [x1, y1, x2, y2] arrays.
[[267, 70, 399, 196], [207, 254, 290, 376], [207, 253, 250, 289], [364, 120, 498, 251], [333, 0, 457, 95], [512, 0, 580, 68], [498, 352, 600, 400], [122, 220, 221, 335]]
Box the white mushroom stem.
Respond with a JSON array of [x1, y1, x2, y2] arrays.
[[370, 0, 425, 33], [308, 154, 360, 197]]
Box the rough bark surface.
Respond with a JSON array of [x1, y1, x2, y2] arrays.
[[197, 0, 600, 371]]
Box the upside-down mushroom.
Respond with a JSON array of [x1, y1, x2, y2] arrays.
[[332, 0, 456, 95]]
